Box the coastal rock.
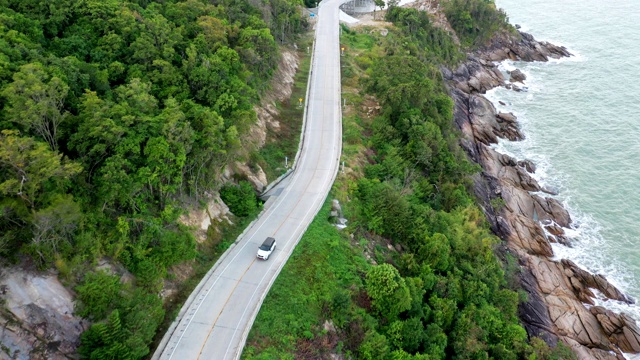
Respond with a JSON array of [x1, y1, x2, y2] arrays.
[[563, 337, 623, 360], [478, 31, 572, 63], [498, 183, 570, 227], [532, 194, 571, 228], [545, 228, 562, 237], [561, 259, 633, 304], [518, 261, 559, 345], [517, 159, 537, 173], [494, 112, 523, 141], [469, 95, 500, 144], [520, 253, 628, 355], [443, 57, 505, 94], [446, 27, 639, 359], [549, 235, 571, 247], [496, 111, 516, 123], [509, 214, 553, 256], [590, 306, 640, 353], [452, 91, 524, 145], [543, 224, 571, 245], [483, 147, 541, 192], [509, 68, 527, 83]]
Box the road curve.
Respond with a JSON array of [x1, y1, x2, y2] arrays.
[[151, 0, 344, 358]]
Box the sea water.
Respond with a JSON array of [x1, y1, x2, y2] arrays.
[[489, 0, 640, 357]]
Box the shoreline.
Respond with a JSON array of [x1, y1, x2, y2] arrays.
[[443, 30, 640, 359]]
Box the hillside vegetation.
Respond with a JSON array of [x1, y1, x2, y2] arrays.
[[245, 1, 573, 359], [0, 0, 305, 358]]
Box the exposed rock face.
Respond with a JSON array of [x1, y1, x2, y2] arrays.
[[249, 49, 298, 149], [591, 306, 640, 353], [442, 57, 505, 94], [179, 192, 233, 243], [509, 68, 527, 83], [477, 30, 572, 62], [239, 48, 300, 192], [226, 161, 269, 193], [0, 268, 88, 359], [445, 31, 640, 359]]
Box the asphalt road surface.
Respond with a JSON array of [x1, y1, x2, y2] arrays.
[[152, 0, 344, 358]]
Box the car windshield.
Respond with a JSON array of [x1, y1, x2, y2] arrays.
[[259, 244, 271, 251]]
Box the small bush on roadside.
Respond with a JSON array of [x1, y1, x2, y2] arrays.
[[220, 181, 260, 217]]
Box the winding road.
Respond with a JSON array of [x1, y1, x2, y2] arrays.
[[152, 0, 344, 358]]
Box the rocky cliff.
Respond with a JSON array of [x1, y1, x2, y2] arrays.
[[444, 31, 640, 359], [0, 268, 88, 359]]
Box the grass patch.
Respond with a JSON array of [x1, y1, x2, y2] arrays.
[[243, 201, 369, 359], [340, 25, 386, 88], [341, 24, 379, 50]]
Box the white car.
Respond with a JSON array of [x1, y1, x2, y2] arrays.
[[257, 237, 276, 260]]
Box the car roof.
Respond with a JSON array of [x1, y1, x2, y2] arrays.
[[262, 237, 275, 245]]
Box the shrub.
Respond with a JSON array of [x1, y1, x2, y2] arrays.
[[220, 181, 259, 217], [75, 271, 123, 321]]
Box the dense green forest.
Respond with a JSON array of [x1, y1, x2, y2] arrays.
[[0, 0, 305, 358], [246, 1, 573, 359]]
